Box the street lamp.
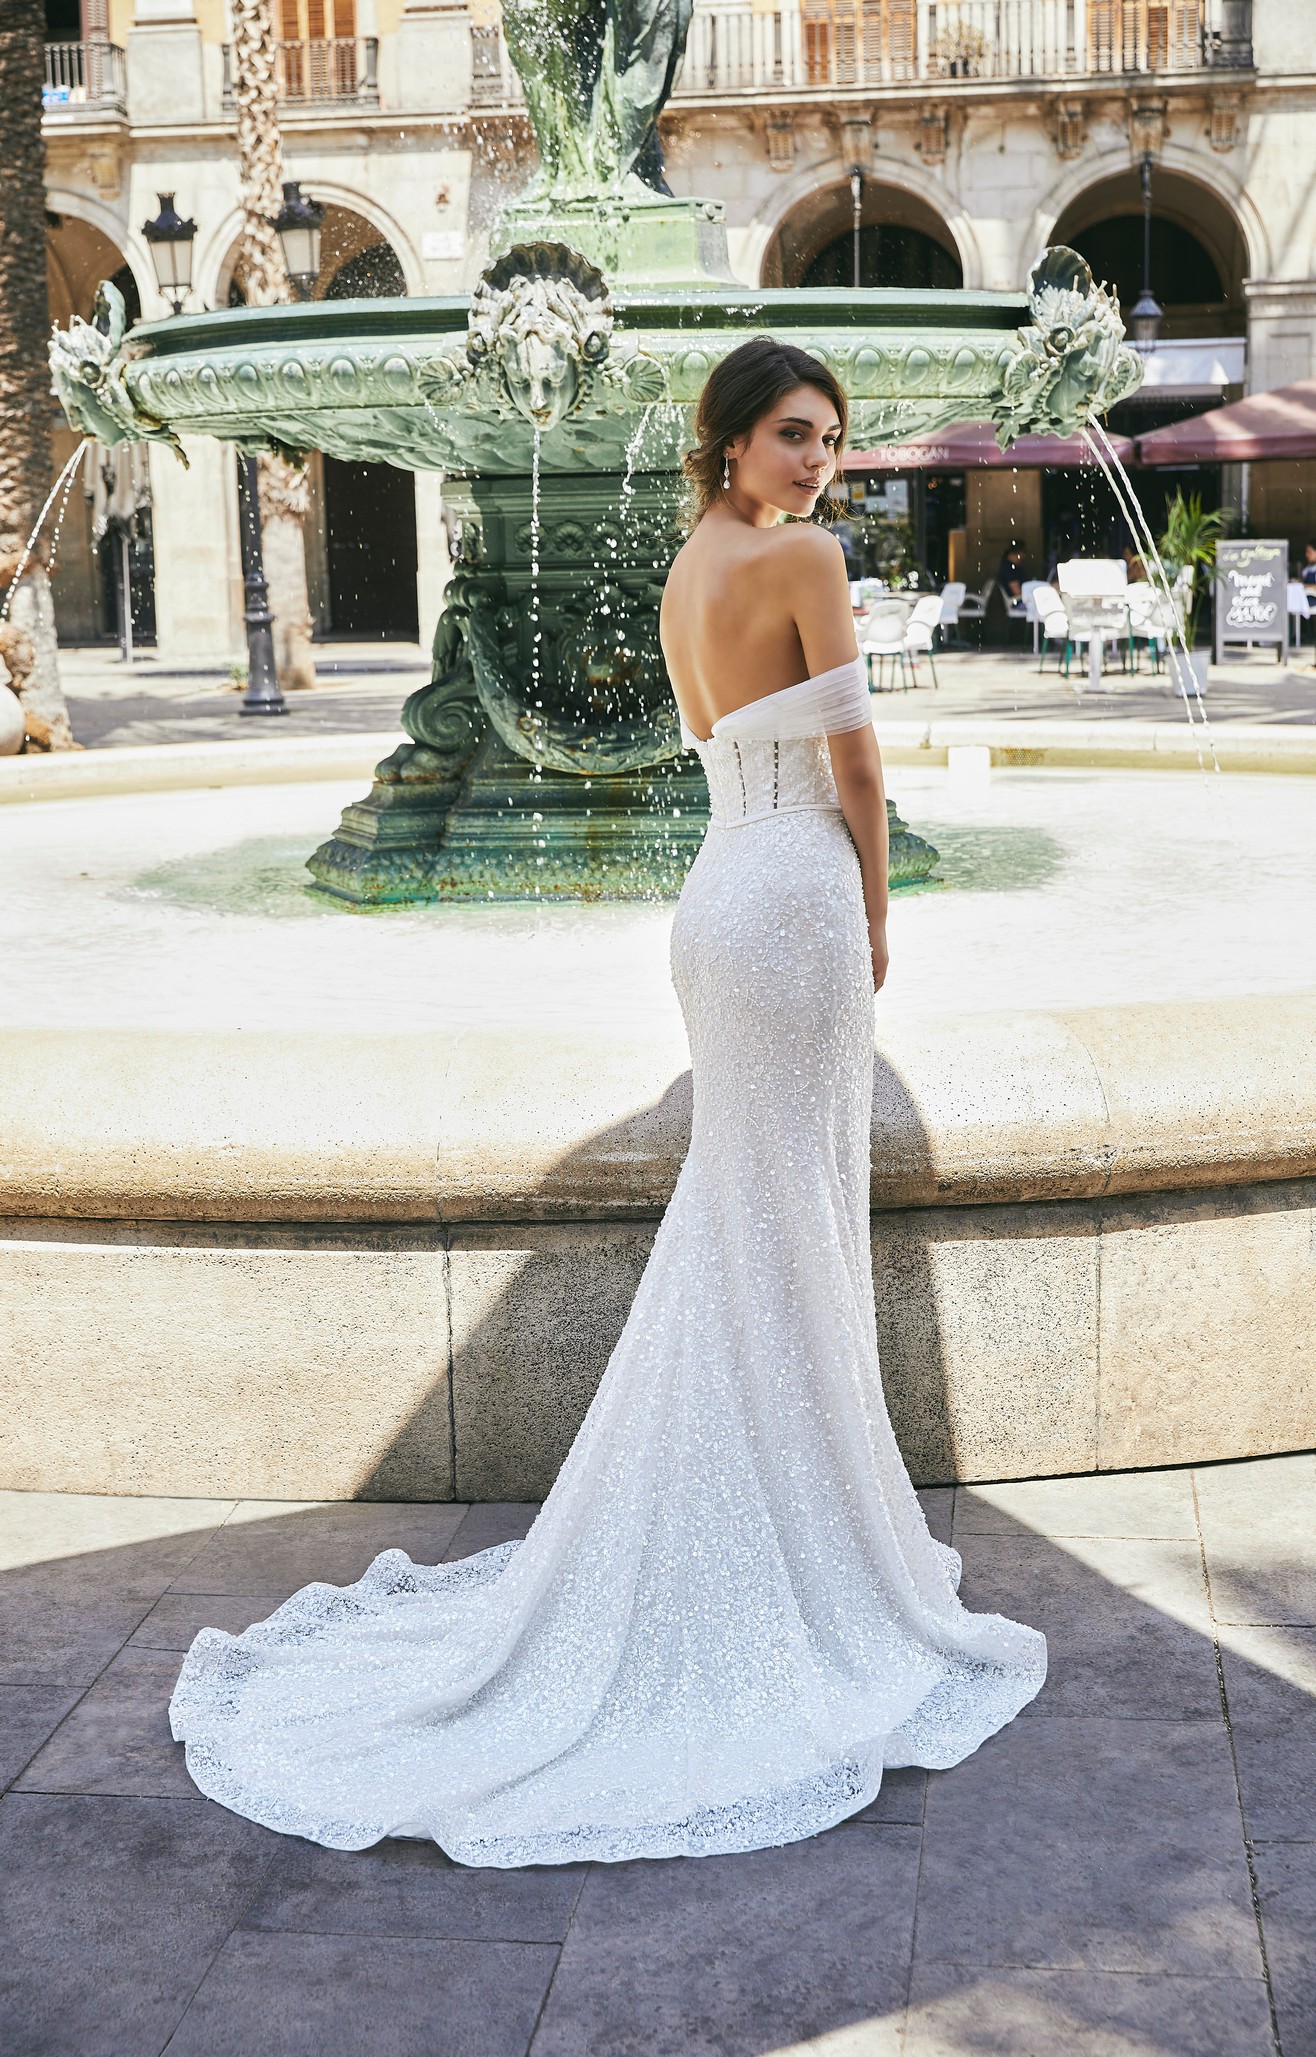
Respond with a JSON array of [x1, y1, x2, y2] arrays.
[[1129, 151, 1164, 350], [141, 193, 197, 317], [272, 181, 325, 302], [849, 168, 863, 292], [236, 455, 286, 717]]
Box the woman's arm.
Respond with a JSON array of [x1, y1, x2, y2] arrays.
[[828, 726, 889, 991], [786, 528, 890, 991]]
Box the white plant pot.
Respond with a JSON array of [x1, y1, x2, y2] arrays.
[[1172, 648, 1210, 699]]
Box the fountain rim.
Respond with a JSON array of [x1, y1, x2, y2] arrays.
[[127, 285, 1035, 358]]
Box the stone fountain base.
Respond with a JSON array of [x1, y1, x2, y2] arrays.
[[307, 725, 941, 906]]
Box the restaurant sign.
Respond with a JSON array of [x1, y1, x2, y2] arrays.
[[1214, 538, 1286, 661]]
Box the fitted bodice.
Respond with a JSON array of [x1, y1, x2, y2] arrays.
[[678, 657, 872, 828]]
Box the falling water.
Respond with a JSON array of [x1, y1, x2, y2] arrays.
[[1080, 420, 1220, 776], [0, 438, 88, 625], [529, 424, 543, 776]]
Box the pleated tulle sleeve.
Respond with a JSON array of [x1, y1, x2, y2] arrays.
[[710, 657, 871, 741]]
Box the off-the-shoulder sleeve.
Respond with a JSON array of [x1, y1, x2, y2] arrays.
[[712, 657, 871, 741]]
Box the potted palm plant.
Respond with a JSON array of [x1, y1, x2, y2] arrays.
[[1158, 491, 1227, 696]]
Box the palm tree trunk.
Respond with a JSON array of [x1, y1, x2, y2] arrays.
[[230, 0, 317, 691], [0, 1, 75, 750]]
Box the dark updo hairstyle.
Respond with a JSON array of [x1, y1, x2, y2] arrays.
[[681, 335, 849, 531]]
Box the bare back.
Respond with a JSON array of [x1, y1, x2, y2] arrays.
[[660, 515, 858, 743]]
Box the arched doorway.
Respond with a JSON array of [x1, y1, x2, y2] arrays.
[[799, 221, 962, 292], [45, 213, 155, 650], [1052, 168, 1245, 341], [311, 207, 418, 642], [1046, 170, 1247, 568], [763, 180, 963, 291]]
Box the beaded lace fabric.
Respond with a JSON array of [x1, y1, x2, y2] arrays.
[[170, 656, 1047, 1865]]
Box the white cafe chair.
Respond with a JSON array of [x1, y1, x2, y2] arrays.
[[955, 579, 994, 642], [903, 594, 944, 688], [1021, 578, 1046, 654], [1287, 580, 1312, 653], [1032, 583, 1070, 671], [938, 581, 966, 645], [859, 600, 916, 692]]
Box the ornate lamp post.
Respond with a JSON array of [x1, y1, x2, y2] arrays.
[[236, 455, 284, 715], [272, 181, 325, 302], [141, 194, 197, 318], [1128, 152, 1164, 350], [849, 168, 863, 291]]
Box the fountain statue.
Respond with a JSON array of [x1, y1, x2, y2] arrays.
[[49, 15, 1140, 903]]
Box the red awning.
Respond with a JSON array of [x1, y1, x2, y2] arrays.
[[845, 420, 1134, 472], [1137, 383, 1316, 465]]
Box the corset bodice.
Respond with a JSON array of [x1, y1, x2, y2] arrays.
[[678, 655, 871, 830], [695, 733, 842, 827]]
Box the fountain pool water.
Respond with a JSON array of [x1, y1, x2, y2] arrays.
[[5, 765, 1313, 1034]]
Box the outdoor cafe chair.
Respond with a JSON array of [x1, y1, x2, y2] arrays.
[[904, 594, 944, 688], [1287, 579, 1312, 653], [1032, 582, 1069, 671], [938, 581, 966, 646], [954, 579, 994, 643], [859, 600, 916, 692], [1021, 578, 1047, 655]]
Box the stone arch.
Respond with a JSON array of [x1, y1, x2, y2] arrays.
[[749, 161, 980, 292], [44, 189, 151, 326], [208, 187, 419, 309], [1028, 148, 1265, 317]]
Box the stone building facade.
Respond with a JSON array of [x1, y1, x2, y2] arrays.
[[38, 0, 1312, 659]]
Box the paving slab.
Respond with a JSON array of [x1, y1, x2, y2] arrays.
[[172, 1499, 469, 1599], [240, 1835, 586, 1943], [917, 1487, 954, 1546], [162, 1931, 557, 2057], [915, 1718, 1260, 1976], [0, 1588, 151, 1688], [954, 1468, 1198, 1539], [1253, 1840, 1316, 2057], [0, 1684, 85, 1790], [955, 1534, 1218, 1720], [443, 1502, 541, 1560], [14, 1646, 194, 1799], [0, 1792, 278, 2057], [1219, 1628, 1316, 1844], [903, 1965, 1275, 2056], [127, 1592, 290, 1651], [1194, 1452, 1316, 1625], [851, 1766, 927, 1827], [532, 1826, 918, 2057], [0, 1490, 235, 1579]]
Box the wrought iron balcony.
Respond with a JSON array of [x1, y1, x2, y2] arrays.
[[221, 37, 380, 110], [42, 40, 127, 117]]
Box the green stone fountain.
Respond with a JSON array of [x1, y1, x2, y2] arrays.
[[49, 0, 1140, 904]]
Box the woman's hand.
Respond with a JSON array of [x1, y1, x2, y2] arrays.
[[869, 914, 889, 993]]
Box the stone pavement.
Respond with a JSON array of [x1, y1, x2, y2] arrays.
[[53, 640, 1316, 752], [59, 642, 427, 750], [1, 1453, 1312, 2055]]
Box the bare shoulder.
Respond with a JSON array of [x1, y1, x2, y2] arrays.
[[762, 523, 848, 588]]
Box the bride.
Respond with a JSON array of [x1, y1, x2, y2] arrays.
[[170, 337, 1046, 1865]]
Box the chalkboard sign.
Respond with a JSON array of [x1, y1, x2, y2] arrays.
[[1215, 539, 1287, 663]]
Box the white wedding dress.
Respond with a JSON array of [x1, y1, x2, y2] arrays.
[[170, 655, 1046, 1865]]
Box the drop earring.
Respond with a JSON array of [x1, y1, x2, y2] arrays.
[[722, 453, 731, 491]]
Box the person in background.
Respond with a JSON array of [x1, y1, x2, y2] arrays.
[[1122, 544, 1148, 583], [996, 542, 1029, 600], [1301, 542, 1316, 586]]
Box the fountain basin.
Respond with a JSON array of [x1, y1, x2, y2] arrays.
[[2, 748, 1314, 1501]]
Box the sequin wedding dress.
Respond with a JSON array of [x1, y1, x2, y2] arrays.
[[170, 655, 1046, 1865]]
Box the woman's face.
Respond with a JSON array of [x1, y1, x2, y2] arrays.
[[727, 384, 842, 519]]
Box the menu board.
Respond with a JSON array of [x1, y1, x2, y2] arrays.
[[1214, 538, 1287, 661]]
